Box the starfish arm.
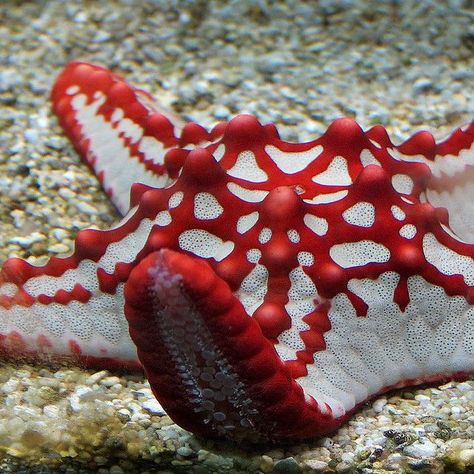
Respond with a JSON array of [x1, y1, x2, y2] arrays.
[[124, 249, 343, 442], [51, 61, 182, 215], [0, 204, 159, 369]]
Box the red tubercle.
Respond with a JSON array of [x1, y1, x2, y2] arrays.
[[366, 124, 392, 147], [313, 262, 347, 298], [210, 121, 228, 141], [37, 294, 52, 305], [393, 243, 426, 275], [353, 164, 392, 197], [8, 288, 35, 308], [1, 258, 35, 285], [164, 148, 190, 178], [135, 188, 169, 218], [180, 147, 226, 185], [263, 122, 280, 140], [436, 124, 474, 156], [106, 80, 137, 107], [220, 114, 267, 150], [321, 118, 369, 156], [123, 100, 148, 123], [89, 69, 115, 93], [37, 334, 53, 349], [114, 261, 135, 282], [146, 113, 178, 147], [262, 240, 299, 275], [215, 254, 253, 291], [253, 303, 291, 339], [415, 202, 440, 227], [74, 228, 110, 261], [303, 304, 332, 333], [53, 289, 71, 305], [260, 186, 303, 224], [144, 228, 176, 254], [129, 182, 156, 208], [179, 122, 210, 146], [297, 350, 316, 365], [398, 130, 436, 160]]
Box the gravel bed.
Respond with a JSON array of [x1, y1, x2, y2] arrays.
[[0, 0, 473, 472]]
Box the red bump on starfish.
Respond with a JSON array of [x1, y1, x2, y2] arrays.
[[398, 130, 437, 160], [145, 113, 178, 147], [0, 61, 473, 442], [221, 114, 267, 149], [179, 122, 211, 146], [180, 147, 226, 185]]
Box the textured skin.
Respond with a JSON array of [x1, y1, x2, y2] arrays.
[[1, 62, 474, 441]]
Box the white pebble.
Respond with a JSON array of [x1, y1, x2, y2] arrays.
[[404, 440, 437, 458], [142, 399, 166, 415], [372, 398, 387, 413]]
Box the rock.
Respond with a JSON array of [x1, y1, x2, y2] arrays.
[[273, 457, 302, 474], [303, 459, 329, 471], [176, 446, 194, 457], [459, 449, 474, 464], [142, 399, 166, 415], [372, 398, 387, 413], [403, 440, 437, 458]]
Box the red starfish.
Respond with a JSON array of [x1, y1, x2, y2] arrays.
[[0, 62, 473, 441]]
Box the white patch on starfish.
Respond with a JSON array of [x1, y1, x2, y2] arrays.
[[194, 192, 224, 220], [226, 182, 269, 202], [392, 174, 414, 194], [236, 212, 259, 234], [227, 151, 268, 183], [265, 144, 323, 174], [312, 156, 352, 186], [303, 214, 328, 236], [342, 202, 376, 228], [399, 224, 417, 239], [178, 229, 235, 262], [330, 241, 391, 268]]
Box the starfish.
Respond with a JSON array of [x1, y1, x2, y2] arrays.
[[0, 62, 473, 442]]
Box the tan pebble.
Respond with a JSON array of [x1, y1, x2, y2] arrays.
[[304, 459, 329, 470], [459, 449, 474, 463], [259, 454, 274, 473]]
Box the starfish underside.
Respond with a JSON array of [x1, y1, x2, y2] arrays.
[[0, 62, 473, 441]]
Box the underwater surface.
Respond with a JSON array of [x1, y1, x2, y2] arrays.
[[0, 0, 473, 472]]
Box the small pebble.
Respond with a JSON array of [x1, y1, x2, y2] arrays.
[[141, 399, 165, 415], [404, 440, 437, 458]]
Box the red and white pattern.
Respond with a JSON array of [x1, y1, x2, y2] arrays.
[[1, 62, 473, 441]]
